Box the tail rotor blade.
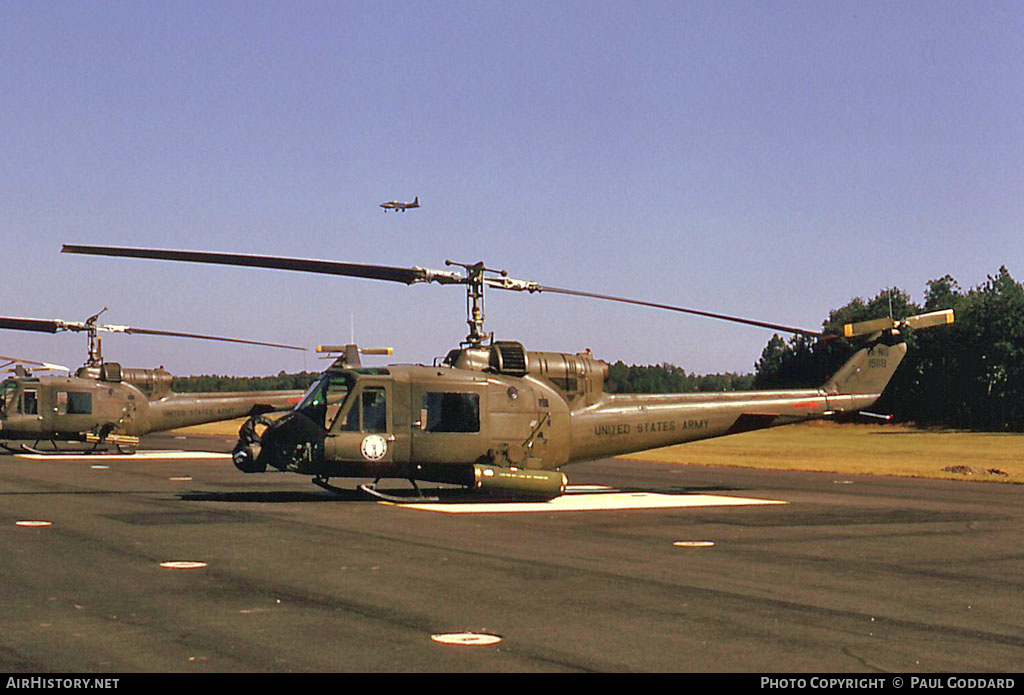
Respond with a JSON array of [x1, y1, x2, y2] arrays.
[[903, 308, 955, 331], [842, 309, 955, 338], [842, 317, 899, 339]]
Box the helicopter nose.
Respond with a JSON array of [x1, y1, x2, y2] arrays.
[[246, 410, 326, 474], [232, 412, 269, 472], [232, 440, 264, 472]]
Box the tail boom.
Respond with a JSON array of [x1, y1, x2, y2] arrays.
[[568, 342, 904, 463]]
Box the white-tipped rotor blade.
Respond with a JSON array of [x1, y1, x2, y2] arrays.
[[0, 355, 71, 373]]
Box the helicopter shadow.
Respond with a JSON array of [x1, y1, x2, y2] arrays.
[[177, 482, 459, 504], [176, 483, 746, 506], [178, 489, 367, 504]]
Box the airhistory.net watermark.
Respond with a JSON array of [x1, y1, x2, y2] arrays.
[[6, 678, 119, 690]]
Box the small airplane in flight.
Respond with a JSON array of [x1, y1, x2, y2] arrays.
[[379, 196, 420, 212]]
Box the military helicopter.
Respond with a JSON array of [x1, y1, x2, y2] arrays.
[[61, 245, 954, 498], [0, 308, 306, 454]]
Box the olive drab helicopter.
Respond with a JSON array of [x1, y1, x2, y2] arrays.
[[61, 245, 955, 499], [0, 308, 307, 454]]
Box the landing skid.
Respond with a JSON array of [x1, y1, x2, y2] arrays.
[[357, 483, 440, 504], [3, 441, 107, 456], [310, 476, 350, 496], [310, 475, 440, 503]]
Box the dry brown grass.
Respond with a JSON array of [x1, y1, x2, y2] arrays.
[[620, 420, 1024, 483], [169, 416, 266, 436]]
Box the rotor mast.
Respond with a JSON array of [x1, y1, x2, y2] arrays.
[[84, 307, 109, 366], [446, 260, 509, 347]]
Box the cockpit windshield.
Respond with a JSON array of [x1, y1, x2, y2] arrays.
[[0, 380, 16, 416], [295, 373, 355, 428]]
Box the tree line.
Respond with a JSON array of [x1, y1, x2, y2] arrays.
[[172, 371, 320, 394], [604, 362, 754, 393], [754, 266, 1023, 431]]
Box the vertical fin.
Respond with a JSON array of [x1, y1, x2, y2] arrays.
[[823, 342, 907, 395]]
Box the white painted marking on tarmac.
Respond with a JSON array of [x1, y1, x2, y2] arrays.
[[430, 632, 502, 646], [673, 540, 715, 548], [169, 476, 193, 481], [159, 561, 208, 570], [89, 465, 110, 470], [16, 451, 231, 461], [15, 520, 53, 527], [396, 492, 787, 514]]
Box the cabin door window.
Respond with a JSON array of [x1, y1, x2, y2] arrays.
[[20, 389, 38, 415], [56, 391, 93, 415], [419, 392, 480, 433]]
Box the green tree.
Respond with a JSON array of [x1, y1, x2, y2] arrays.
[[754, 268, 1024, 431]]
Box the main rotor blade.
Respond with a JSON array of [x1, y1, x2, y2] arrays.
[[0, 355, 71, 372], [519, 285, 826, 338], [109, 326, 305, 351], [2, 314, 303, 351], [63, 245, 827, 338], [0, 316, 64, 333], [61, 245, 463, 285]]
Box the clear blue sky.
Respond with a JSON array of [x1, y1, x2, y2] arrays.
[[3, 1, 1022, 377]]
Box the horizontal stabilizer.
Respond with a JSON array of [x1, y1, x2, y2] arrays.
[[842, 309, 954, 338]]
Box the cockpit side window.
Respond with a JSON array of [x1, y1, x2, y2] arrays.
[[333, 386, 388, 433], [0, 381, 17, 415], [362, 387, 387, 433], [296, 373, 353, 427]]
